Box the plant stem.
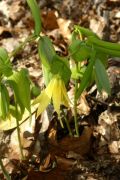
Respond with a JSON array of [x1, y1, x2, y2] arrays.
[[15, 104, 24, 160], [74, 64, 79, 137], [0, 158, 11, 180], [62, 109, 72, 136], [10, 34, 36, 59]]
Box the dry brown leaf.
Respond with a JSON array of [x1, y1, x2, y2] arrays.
[[57, 18, 71, 41], [55, 155, 76, 170], [58, 126, 92, 155], [109, 141, 120, 154], [48, 127, 57, 146], [9, 1, 24, 21], [90, 17, 106, 38], [42, 10, 59, 31], [39, 153, 56, 172]]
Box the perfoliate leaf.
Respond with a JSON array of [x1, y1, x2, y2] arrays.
[[38, 36, 56, 69], [42, 65, 53, 86], [95, 59, 111, 95], [0, 47, 12, 76], [27, 0, 41, 36], [7, 69, 31, 113], [51, 55, 71, 84], [69, 40, 91, 62]]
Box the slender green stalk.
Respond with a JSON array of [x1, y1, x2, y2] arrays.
[[58, 115, 64, 128], [15, 104, 24, 160], [10, 34, 36, 59], [0, 158, 11, 180], [74, 63, 79, 137], [62, 109, 72, 136]]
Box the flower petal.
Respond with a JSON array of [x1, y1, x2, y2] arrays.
[[61, 80, 70, 107], [52, 78, 61, 115], [35, 91, 50, 117], [45, 77, 56, 98]]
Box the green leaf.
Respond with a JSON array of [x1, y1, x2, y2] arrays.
[[69, 40, 91, 62], [51, 55, 71, 84], [7, 80, 24, 116], [9, 105, 22, 120], [71, 66, 86, 80], [7, 69, 31, 113], [96, 52, 108, 67], [94, 71, 103, 93], [31, 85, 40, 97], [74, 25, 99, 38], [95, 59, 111, 95], [38, 36, 56, 69], [76, 55, 95, 99], [27, 0, 41, 36], [0, 83, 10, 120], [0, 47, 12, 76], [88, 35, 120, 51]]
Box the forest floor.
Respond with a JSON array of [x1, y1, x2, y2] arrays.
[[0, 0, 120, 179]]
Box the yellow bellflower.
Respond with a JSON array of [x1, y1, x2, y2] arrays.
[[33, 75, 70, 117]]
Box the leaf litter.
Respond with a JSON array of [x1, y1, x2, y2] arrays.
[[0, 0, 120, 179]]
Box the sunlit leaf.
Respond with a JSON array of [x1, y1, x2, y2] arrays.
[[7, 69, 31, 113]]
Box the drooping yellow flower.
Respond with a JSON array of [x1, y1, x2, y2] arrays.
[[33, 75, 70, 117]]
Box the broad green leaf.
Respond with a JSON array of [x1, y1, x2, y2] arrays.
[[27, 0, 41, 36], [0, 47, 12, 76], [95, 59, 111, 95], [76, 56, 95, 99], [51, 55, 71, 84], [7, 69, 31, 113], [38, 36, 56, 69]]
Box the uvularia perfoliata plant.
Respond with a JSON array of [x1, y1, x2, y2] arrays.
[[0, 1, 120, 178]]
